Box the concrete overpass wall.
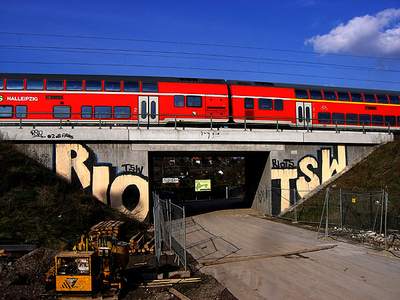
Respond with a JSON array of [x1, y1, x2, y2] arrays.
[[4, 126, 386, 220], [13, 142, 375, 221]]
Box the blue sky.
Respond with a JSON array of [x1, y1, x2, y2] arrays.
[[0, 0, 400, 90]]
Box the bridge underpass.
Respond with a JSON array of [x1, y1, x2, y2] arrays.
[[149, 151, 269, 215], [0, 126, 393, 221]]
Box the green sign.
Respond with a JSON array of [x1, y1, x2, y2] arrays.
[[195, 179, 211, 192]]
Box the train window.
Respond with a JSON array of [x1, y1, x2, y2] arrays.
[[53, 106, 71, 119], [385, 116, 396, 126], [295, 89, 308, 99], [187, 96, 202, 107], [274, 99, 283, 111], [377, 94, 388, 104], [0, 106, 13, 118], [81, 106, 92, 119], [364, 94, 376, 103], [47, 80, 64, 91], [351, 92, 362, 102], [150, 101, 156, 119], [310, 90, 322, 100], [105, 81, 121, 92], [94, 106, 112, 119], [27, 79, 43, 90], [141, 101, 147, 119], [174, 95, 185, 107], [372, 115, 384, 126], [142, 82, 158, 92], [346, 113, 358, 125], [318, 112, 331, 124], [258, 98, 273, 110], [114, 106, 131, 118], [297, 106, 303, 123], [389, 95, 400, 104], [337, 92, 350, 101], [6, 79, 24, 90], [359, 114, 371, 125], [124, 81, 139, 92], [15, 106, 27, 118], [332, 113, 345, 124], [324, 91, 337, 100], [244, 98, 254, 109], [0, 79, 3, 89], [86, 80, 102, 91], [66, 80, 82, 91], [397, 116, 400, 126]]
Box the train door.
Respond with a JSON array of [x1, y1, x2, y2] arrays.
[[296, 102, 312, 127], [139, 96, 159, 124]]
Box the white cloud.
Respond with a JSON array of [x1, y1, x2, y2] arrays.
[[306, 9, 400, 56]]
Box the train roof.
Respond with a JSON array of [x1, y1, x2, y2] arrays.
[[227, 80, 400, 95], [0, 73, 226, 84], [0, 73, 398, 94]]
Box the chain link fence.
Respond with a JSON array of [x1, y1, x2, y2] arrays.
[[153, 192, 187, 270], [280, 188, 400, 251]]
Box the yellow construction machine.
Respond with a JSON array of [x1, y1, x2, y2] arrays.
[[49, 220, 129, 296]]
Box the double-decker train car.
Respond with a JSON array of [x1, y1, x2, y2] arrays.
[[0, 73, 400, 130], [229, 80, 400, 130], [0, 74, 229, 125]]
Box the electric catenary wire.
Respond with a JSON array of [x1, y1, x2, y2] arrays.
[[0, 31, 399, 61], [1, 44, 399, 74]]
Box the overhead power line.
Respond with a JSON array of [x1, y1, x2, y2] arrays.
[[0, 31, 399, 61], [1, 60, 399, 85], [1, 44, 399, 74]]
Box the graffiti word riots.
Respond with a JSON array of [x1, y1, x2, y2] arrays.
[[55, 144, 149, 221], [271, 145, 346, 212]]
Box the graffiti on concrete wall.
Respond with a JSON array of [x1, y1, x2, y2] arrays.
[[271, 145, 347, 213], [55, 144, 149, 221]]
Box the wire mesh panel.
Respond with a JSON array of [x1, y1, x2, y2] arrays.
[[170, 202, 187, 269], [153, 192, 187, 269], [281, 188, 399, 251]]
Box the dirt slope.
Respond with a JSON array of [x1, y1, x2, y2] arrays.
[[0, 142, 140, 248]]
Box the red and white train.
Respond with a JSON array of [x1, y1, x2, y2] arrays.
[[0, 73, 399, 130]]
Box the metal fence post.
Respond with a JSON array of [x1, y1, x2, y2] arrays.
[[380, 190, 384, 234], [339, 188, 343, 229], [183, 207, 187, 271], [168, 199, 172, 251], [293, 189, 298, 223], [325, 189, 329, 238], [384, 190, 388, 250]]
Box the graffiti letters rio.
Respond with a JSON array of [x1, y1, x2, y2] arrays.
[[55, 144, 149, 221], [271, 145, 346, 213]]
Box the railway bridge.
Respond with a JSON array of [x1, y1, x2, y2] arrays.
[[0, 125, 393, 221]]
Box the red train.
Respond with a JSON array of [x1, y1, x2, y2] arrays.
[[0, 73, 399, 130]]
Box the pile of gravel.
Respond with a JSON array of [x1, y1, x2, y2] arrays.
[[0, 248, 57, 300]]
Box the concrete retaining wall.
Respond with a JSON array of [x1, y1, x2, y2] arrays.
[[14, 142, 376, 221]]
